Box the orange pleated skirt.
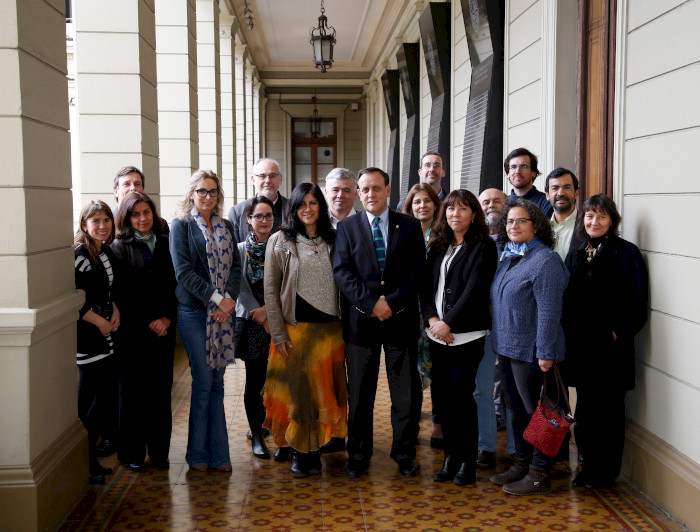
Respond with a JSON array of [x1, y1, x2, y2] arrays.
[[262, 321, 348, 453]]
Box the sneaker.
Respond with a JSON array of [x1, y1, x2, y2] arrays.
[[502, 466, 551, 496], [476, 450, 495, 470], [490, 460, 528, 486]]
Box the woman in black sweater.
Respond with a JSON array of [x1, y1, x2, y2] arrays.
[[111, 192, 177, 472]]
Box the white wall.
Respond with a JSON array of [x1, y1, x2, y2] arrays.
[[451, 0, 471, 192]]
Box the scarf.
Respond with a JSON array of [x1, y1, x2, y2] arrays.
[[134, 230, 156, 254], [500, 236, 543, 261], [245, 231, 267, 284], [192, 207, 235, 369]]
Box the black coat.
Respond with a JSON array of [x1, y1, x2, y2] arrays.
[[333, 210, 425, 347], [420, 237, 497, 334], [110, 235, 177, 343], [74, 244, 121, 357], [563, 235, 649, 390]]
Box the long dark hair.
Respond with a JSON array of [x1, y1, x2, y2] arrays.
[[280, 182, 335, 244], [496, 198, 555, 248], [575, 194, 621, 240], [74, 200, 115, 262], [115, 191, 164, 239], [431, 190, 488, 253]]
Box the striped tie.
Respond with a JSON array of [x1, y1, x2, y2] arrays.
[[372, 217, 386, 273]]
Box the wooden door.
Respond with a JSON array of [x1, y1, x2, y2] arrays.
[[577, 0, 616, 199]]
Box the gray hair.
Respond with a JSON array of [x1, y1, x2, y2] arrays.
[[325, 167, 357, 186], [252, 158, 282, 175]]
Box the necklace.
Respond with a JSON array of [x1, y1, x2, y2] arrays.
[[305, 234, 319, 253]]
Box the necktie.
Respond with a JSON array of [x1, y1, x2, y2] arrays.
[[372, 217, 386, 273]]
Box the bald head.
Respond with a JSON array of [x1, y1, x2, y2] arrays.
[[479, 188, 507, 233]]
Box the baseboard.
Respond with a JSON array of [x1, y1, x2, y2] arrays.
[[623, 419, 700, 532], [0, 420, 88, 531]]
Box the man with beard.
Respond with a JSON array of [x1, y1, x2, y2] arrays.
[[228, 158, 288, 243], [479, 188, 507, 240], [396, 152, 449, 211], [545, 168, 583, 260], [504, 148, 553, 218]]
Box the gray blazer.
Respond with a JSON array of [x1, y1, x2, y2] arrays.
[[234, 242, 263, 319]]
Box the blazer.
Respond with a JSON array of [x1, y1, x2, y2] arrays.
[[564, 235, 649, 390], [235, 241, 264, 320], [333, 209, 425, 347], [170, 215, 241, 310], [227, 194, 288, 244], [420, 237, 497, 334]]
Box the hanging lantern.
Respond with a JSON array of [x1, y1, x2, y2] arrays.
[[309, 0, 336, 73], [310, 97, 321, 137]]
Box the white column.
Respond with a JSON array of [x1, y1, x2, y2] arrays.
[[245, 60, 255, 197], [156, 0, 200, 221], [0, 1, 87, 530], [219, 16, 239, 209], [253, 78, 264, 164], [196, 0, 222, 176], [74, 0, 160, 208], [235, 44, 249, 200]]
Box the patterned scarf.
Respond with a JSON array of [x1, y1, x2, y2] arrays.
[[134, 230, 156, 254], [192, 207, 235, 369], [500, 236, 543, 261], [245, 231, 267, 284]]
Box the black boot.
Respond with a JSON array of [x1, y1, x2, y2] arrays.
[[290, 451, 308, 478], [453, 462, 476, 486], [306, 451, 322, 475], [251, 432, 271, 459], [433, 455, 458, 482]]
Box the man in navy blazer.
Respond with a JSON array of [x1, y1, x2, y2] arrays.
[[333, 167, 426, 479]]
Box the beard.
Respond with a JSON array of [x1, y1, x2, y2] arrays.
[[552, 197, 572, 214], [485, 210, 501, 230]]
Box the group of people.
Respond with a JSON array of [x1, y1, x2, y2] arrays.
[[73, 148, 648, 497]]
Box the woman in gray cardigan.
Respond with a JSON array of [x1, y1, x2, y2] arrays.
[[489, 198, 569, 496], [233, 196, 275, 460]]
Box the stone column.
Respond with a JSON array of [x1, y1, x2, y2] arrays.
[[245, 60, 255, 197], [234, 43, 249, 200], [196, 0, 222, 176], [253, 78, 263, 164], [74, 0, 160, 208], [156, 0, 199, 220], [219, 16, 239, 210], [0, 2, 87, 530]]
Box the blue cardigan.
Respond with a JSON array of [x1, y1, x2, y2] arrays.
[[490, 245, 568, 362]]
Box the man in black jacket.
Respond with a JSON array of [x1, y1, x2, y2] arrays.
[[113, 166, 170, 236], [227, 158, 288, 243], [545, 167, 584, 260]]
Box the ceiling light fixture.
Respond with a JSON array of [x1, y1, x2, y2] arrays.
[[310, 95, 321, 137], [309, 0, 336, 73], [243, 0, 254, 30]]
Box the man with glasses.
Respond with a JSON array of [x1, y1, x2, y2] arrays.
[[228, 158, 288, 243], [396, 152, 449, 211], [504, 148, 553, 218], [545, 168, 584, 261]]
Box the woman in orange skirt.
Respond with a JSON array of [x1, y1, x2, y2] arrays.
[[263, 182, 348, 478]]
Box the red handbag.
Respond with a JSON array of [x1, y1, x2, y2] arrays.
[[523, 363, 575, 457]]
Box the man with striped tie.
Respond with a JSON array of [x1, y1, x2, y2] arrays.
[[333, 167, 426, 480]]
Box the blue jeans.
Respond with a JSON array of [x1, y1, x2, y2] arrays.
[[177, 305, 230, 467]]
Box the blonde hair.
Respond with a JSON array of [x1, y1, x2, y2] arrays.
[[176, 169, 223, 218]]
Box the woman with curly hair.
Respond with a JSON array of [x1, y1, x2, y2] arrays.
[[489, 199, 568, 496]]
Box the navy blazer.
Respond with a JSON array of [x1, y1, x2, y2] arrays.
[[170, 216, 242, 310], [333, 209, 425, 347]]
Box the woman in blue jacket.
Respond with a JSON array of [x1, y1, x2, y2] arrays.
[[489, 198, 568, 496], [170, 170, 241, 472]]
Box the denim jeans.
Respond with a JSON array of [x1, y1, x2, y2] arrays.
[[177, 305, 230, 467], [474, 335, 497, 452]]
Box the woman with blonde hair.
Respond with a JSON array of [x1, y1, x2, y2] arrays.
[[170, 170, 241, 472]]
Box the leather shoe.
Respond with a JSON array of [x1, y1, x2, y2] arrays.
[[453, 463, 476, 486], [433, 455, 458, 482], [125, 462, 148, 473], [319, 437, 345, 454], [251, 432, 271, 459], [398, 458, 419, 478], [274, 446, 292, 462], [290, 451, 308, 478], [88, 472, 105, 485], [246, 428, 270, 440], [306, 451, 322, 475], [96, 439, 117, 457], [429, 437, 444, 449], [345, 459, 369, 479], [189, 462, 208, 472], [214, 463, 232, 472], [151, 458, 170, 469], [476, 450, 495, 470]]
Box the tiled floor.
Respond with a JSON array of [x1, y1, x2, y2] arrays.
[[59, 345, 683, 531]]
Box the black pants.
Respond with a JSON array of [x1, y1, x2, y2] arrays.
[[575, 385, 627, 482], [498, 355, 556, 471], [243, 359, 268, 432], [78, 355, 119, 470], [346, 341, 418, 463], [430, 337, 485, 469], [118, 332, 174, 464]]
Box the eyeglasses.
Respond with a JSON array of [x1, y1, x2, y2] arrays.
[[254, 173, 280, 179], [248, 213, 274, 221], [506, 218, 532, 226], [195, 188, 219, 198], [508, 164, 530, 171], [422, 163, 442, 169]]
